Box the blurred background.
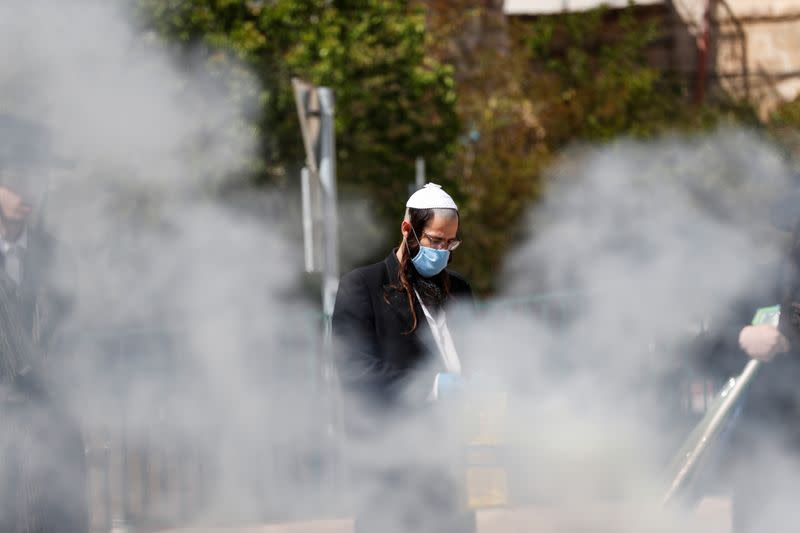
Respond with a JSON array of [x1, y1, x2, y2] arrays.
[[132, 0, 800, 295]]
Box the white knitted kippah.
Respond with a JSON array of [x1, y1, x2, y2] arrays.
[[406, 182, 458, 210]]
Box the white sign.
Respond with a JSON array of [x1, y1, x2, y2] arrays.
[[503, 0, 663, 15]]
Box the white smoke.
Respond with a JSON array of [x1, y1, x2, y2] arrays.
[[453, 131, 792, 530], [1, 1, 797, 532], [0, 0, 327, 527]]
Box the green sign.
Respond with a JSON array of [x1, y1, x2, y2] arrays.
[[751, 305, 781, 326]]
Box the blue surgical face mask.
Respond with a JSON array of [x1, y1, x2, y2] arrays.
[[407, 226, 450, 278], [412, 246, 450, 278]]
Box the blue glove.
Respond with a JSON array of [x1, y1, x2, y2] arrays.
[[434, 372, 464, 400]]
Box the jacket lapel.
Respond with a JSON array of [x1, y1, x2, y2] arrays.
[[381, 252, 442, 369]]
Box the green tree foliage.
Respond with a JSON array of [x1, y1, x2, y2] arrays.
[[140, 1, 764, 295], [769, 95, 800, 163], [138, 0, 459, 224], [422, 2, 550, 293], [523, 5, 756, 146], [427, 3, 759, 293]]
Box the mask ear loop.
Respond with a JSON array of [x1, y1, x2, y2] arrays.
[[404, 223, 422, 258]]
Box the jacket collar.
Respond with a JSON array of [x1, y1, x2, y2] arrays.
[[383, 248, 458, 302], [382, 249, 419, 329], [381, 250, 448, 372], [383, 248, 402, 283]]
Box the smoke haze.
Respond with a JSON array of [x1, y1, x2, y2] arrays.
[[1, 2, 798, 532]]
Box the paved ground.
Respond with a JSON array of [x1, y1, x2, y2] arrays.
[[155, 498, 731, 533]]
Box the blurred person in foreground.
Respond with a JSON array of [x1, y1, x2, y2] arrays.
[[693, 188, 800, 533], [0, 114, 88, 533], [332, 183, 476, 533]]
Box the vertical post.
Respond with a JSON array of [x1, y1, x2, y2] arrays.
[[317, 87, 344, 503], [317, 88, 339, 320], [300, 167, 316, 273], [694, 0, 715, 105], [415, 157, 426, 189], [110, 339, 131, 533], [294, 81, 343, 504]]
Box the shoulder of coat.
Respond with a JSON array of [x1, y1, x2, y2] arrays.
[[446, 269, 471, 289], [341, 259, 387, 288]]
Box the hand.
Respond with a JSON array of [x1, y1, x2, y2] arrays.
[[738, 324, 790, 361]]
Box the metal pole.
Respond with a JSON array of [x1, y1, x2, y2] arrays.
[[317, 87, 345, 508], [415, 157, 426, 189], [317, 87, 339, 320], [300, 167, 316, 273], [111, 339, 132, 533], [663, 304, 779, 506], [662, 359, 760, 506]]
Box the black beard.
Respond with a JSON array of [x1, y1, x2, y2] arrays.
[[412, 271, 446, 310]]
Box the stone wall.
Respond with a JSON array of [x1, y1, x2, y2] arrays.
[[670, 0, 800, 116], [505, 0, 800, 116]]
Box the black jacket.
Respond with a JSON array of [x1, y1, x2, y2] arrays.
[[332, 251, 473, 413], [20, 227, 75, 355], [692, 261, 800, 442], [691, 262, 800, 532], [0, 227, 87, 533]]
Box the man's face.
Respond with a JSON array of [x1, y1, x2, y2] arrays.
[[402, 212, 460, 251], [419, 214, 459, 250], [0, 173, 39, 222], [0, 186, 32, 222]]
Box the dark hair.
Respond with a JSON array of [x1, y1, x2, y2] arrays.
[[387, 207, 458, 334]]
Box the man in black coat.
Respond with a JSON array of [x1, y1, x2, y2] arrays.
[[691, 189, 800, 533], [332, 183, 475, 533], [0, 114, 88, 533]]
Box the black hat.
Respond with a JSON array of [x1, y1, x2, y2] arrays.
[[770, 188, 800, 232], [0, 114, 73, 202], [0, 114, 71, 173]]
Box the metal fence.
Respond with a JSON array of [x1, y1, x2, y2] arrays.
[[78, 293, 724, 532], [77, 313, 339, 532]]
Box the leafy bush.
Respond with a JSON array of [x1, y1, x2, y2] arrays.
[[138, 0, 460, 223]]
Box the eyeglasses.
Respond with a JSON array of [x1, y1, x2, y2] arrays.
[[420, 231, 461, 251]]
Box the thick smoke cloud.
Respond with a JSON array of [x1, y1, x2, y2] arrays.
[[0, 0, 325, 526], [0, 2, 257, 191], [453, 132, 792, 529]]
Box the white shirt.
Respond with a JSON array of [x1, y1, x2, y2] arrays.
[[415, 289, 462, 401], [0, 229, 27, 285]]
